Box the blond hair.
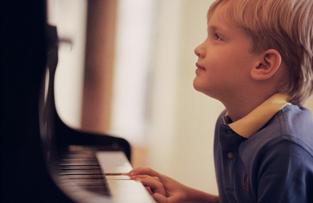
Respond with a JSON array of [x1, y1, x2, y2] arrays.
[[208, 0, 313, 104]]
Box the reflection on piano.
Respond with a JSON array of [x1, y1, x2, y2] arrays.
[[1, 1, 155, 202]]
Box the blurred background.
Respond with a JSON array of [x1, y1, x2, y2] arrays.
[[47, 0, 313, 195]]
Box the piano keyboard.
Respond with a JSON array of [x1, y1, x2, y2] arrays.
[[55, 145, 155, 203]]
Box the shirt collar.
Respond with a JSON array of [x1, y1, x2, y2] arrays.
[[225, 93, 290, 138]]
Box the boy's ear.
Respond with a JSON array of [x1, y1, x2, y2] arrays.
[[250, 49, 282, 81]]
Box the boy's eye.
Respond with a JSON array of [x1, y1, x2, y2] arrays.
[[213, 32, 223, 41]]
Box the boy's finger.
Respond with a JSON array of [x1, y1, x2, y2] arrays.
[[133, 174, 161, 181], [153, 193, 168, 203], [133, 175, 166, 196], [128, 167, 160, 177], [145, 186, 153, 194]]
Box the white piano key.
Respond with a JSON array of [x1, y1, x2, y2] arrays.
[[107, 179, 156, 203], [96, 151, 156, 203], [96, 151, 132, 174]]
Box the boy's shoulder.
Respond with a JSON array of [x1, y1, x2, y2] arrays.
[[261, 104, 313, 150], [278, 104, 313, 140], [239, 104, 313, 163]]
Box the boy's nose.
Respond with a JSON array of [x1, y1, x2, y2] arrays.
[[194, 44, 204, 58]]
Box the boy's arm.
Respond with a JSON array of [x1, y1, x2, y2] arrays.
[[256, 141, 313, 203]]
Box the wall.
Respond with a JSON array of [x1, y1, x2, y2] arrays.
[[47, 0, 87, 128], [146, 0, 219, 194], [110, 0, 157, 144]]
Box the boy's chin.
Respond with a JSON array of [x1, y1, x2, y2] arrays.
[[193, 79, 209, 93], [192, 80, 222, 100], [192, 79, 201, 91], [193, 83, 210, 96]]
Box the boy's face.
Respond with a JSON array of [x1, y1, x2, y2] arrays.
[[193, 2, 260, 101]]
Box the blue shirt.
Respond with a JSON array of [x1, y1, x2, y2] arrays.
[[214, 104, 313, 203]]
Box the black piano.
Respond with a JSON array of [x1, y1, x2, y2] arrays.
[[1, 1, 155, 202]]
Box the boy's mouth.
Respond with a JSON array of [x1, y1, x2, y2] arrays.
[[196, 63, 206, 71]]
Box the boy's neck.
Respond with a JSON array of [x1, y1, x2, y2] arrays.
[[222, 92, 276, 122]]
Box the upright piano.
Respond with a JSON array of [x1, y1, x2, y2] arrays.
[[1, 1, 155, 202]]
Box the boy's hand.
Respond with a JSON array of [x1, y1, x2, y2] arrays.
[[128, 167, 189, 203], [131, 174, 166, 196]]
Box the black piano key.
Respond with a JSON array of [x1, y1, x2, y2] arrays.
[[56, 145, 111, 197]]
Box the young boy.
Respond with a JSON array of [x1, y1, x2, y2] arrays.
[[129, 0, 313, 202]]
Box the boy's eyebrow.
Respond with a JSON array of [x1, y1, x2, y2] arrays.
[[209, 25, 218, 31], [208, 25, 225, 33]]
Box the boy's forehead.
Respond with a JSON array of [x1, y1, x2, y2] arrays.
[[207, 1, 233, 25], [207, 1, 230, 21]]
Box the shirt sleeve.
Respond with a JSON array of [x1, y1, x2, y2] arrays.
[[256, 140, 313, 203]]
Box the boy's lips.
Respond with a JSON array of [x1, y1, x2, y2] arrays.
[[196, 63, 206, 71]]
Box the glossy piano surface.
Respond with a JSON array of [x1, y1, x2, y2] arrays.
[[1, 1, 155, 201]]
